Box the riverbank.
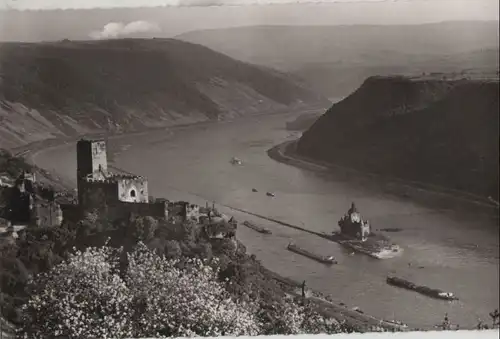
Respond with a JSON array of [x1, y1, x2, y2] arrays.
[[18, 110, 499, 330], [268, 140, 499, 217], [10, 103, 327, 157], [5, 117, 412, 332], [259, 267, 408, 332]]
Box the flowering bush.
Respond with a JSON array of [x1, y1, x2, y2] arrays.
[[19, 242, 345, 338], [20, 243, 260, 338], [20, 244, 135, 338], [256, 296, 341, 335]]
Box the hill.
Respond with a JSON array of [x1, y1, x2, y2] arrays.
[[0, 38, 328, 149], [295, 73, 499, 200], [176, 22, 500, 98]]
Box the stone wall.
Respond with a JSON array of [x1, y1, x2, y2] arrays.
[[106, 200, 168, 222], [78, 180, 118, 209], [117, 176, 149, 203], [90, 140, 108, 175], [33, 200, 63, 227], [76, 139, 108, 201], [60, 203, 82, 223]]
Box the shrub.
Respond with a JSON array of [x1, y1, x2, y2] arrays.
[[20, 243, 260, 338], [19, 242, 345, 338]]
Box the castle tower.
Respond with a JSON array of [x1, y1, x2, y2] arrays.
[[76, 139, 108, 202]]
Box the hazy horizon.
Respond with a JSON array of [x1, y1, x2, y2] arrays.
[[0, 1, 498, 42]]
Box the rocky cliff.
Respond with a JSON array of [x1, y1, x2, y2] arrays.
[[0, 38, 328, 149], [296, 74, 499, 200]]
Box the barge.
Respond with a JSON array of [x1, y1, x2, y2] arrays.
[[242, 220, 272, 234], [386, 276, 458, 301], [287, 242, 337, 265]]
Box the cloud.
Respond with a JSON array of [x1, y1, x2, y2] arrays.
[[89, 21, 161, 39]]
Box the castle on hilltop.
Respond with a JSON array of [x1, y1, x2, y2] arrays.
[[2, 139, 239, 241], [74, 139, 168, 221]]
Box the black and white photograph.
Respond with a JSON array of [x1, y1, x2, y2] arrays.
[[0, 0, 499, 338]]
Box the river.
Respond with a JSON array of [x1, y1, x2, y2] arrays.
[[31, 110, 499, 330]]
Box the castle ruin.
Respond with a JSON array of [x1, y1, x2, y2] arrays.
[[75, 139, 168, 221], [4, 171, 63, 228]]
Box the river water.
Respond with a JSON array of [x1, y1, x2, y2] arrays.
[[32, 111, 499, 330]]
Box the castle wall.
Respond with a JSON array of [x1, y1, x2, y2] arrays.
[[106, 201, 168, 222], [33, 200, 63, 227], [60, 203, 82, 223], [6, 187, 32, 225], [74, 139, 168, 226], [117, 177, 149, 203], [91, 140, 108, 175], [78, 180, 118, 210]]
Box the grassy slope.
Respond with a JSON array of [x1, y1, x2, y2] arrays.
[[0, 38, 328, 149]]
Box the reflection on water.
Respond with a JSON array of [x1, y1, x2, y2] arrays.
[[34, 112, 499, 330]]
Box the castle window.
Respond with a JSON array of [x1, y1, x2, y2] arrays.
[[130, 189, 136, 198]]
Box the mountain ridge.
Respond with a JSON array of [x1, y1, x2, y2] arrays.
[[176, 21, 499, 97], [0, 38, 328, 149], [296, 74, 499, 200]]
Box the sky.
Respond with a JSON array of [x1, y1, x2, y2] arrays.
[[0, 0, 498, 11], [0, 0, 498, 41]]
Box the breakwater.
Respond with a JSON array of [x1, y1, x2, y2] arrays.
[[220, 204, 324, 237]]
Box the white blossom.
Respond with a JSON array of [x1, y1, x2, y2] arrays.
[[20, 243, 260, 338]]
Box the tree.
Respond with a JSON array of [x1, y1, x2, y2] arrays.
[[20, 242, 345, 338], [164, 240, 182, 259], [129, 216, 158, 242], [126, 244, 260, 337], [256, 296, 340, 335], [20, 243, 260, 338], [21, 245, 135, 338]]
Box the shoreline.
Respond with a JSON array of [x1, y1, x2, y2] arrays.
[[5, 105, 412, 332], [9, 103, 328, 158], [267, 139, 499, 216]]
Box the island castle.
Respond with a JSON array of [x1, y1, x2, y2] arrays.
[[339, 203, 371, 241]]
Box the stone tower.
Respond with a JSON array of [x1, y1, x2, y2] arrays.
[[76, 139, 108, 202]]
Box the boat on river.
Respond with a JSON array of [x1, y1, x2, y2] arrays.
[[242, 221, 272, 234], [266, 192, 275, 197], [386, 276, 458, 301], [230, 157, 242, 165], [321, 203, 402, 259], [287, 242, 337, 265]]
